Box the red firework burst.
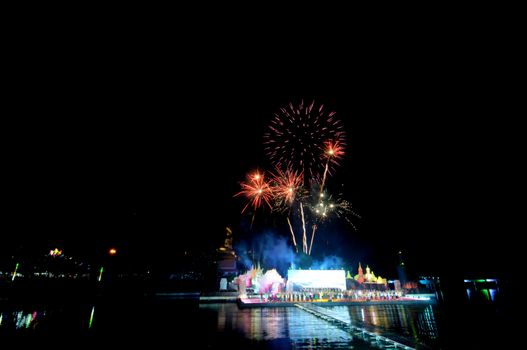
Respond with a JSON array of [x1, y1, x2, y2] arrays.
[[271, 167, 304, 206], [324, 140, 345, 166], [234, 171, 273, 213]]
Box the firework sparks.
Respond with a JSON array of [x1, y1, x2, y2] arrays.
[[286, 217, 298, 252], [234, 99, 357, 256], [234, 171, 273, 213], [311, 190, 357, 223], [320, 140, 346, 193], [308, 224, 317, 256], [300, 202, 308, 253], [268, 167, 305, 251], [324, 140, 345, 163], [270, 167, 304, 208], [263, 100, 346, 183], [307, 190, 360, 254]]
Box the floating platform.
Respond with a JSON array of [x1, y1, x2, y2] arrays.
[[237, 297, 435, 308], [199, 292, 238, 303]]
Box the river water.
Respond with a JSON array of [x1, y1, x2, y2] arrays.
[[199, 303, 439, 349], [1, 298, 442, 349]]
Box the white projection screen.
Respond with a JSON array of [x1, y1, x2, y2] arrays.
[[287, 270, 346, 290]]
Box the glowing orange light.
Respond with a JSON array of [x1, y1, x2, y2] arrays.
[[109, 248, 117, 255]]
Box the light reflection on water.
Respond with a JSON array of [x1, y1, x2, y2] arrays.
[[0, 310, 46, 330], [1, 302, 439, 348], [202, 303, 383, 349], [343, 304, 439, 346], [201, 303, 440, 349]]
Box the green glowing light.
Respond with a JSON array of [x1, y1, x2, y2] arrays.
[[89, 307, 95, 329], [481, 289, 490, 300]]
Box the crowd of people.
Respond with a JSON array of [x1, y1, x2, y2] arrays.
[[254, 289, 403, 303]]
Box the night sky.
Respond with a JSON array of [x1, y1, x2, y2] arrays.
[[3, 33, 522, 282]]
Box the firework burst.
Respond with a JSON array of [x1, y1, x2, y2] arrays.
[[320, 140, 346, 193], [324, 140, 345, 162], [235, 99, 358, 256], [234, 171, 273, 214], [307, 189, 360, 254], [263, 100, 346, 183], [310, 190, 359, 225], [270, 167, 304, 210]]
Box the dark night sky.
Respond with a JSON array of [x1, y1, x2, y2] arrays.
[[3, 27, 522, 280]]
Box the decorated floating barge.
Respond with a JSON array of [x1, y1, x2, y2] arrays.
[[231, 265, 435, 308]]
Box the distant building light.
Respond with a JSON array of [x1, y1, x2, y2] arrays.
[[50, 248, 62, 257], [464, 278, 497, 283]]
